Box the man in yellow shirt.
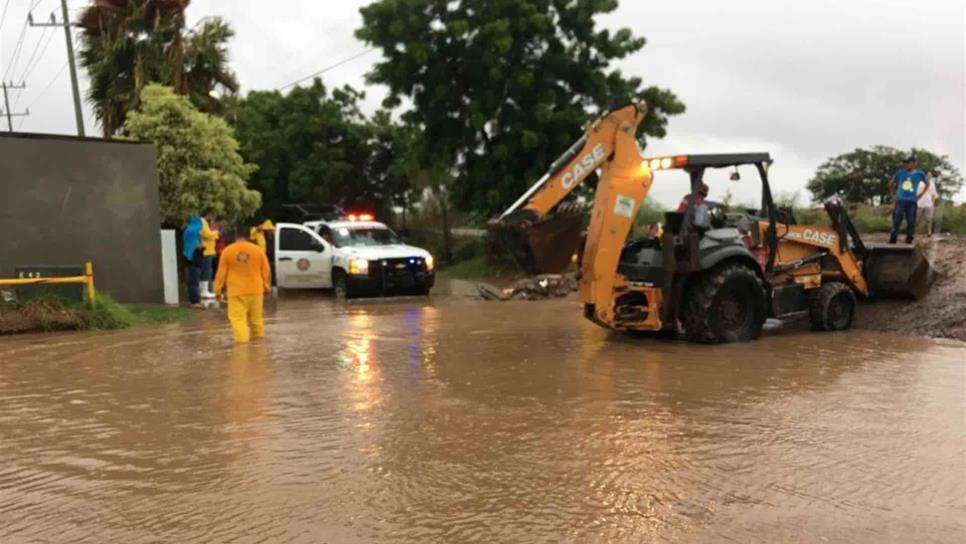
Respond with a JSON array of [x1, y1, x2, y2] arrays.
[[213, 227, 272, 343]]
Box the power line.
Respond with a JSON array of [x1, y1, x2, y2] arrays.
[[23, 57, 65, 110], [16, 25, 50, 81], [280, 48, 375, 90], [0, 0, 13, 32], [3, 20, 29, 81], [18, 19, 56, 81], [27, 0, 83, 136], [12, 25, 57, 111], [17, 58, 66, 129], [9, 2, 54, 79]]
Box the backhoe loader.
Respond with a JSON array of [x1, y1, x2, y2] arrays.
[[490, 102, 933, 343]]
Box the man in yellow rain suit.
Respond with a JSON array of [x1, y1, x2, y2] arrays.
[[249, 220, 275, 253], [250, 219, 277, 295], [214, 227, 272, 343]]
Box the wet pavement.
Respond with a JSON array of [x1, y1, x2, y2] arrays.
[[1, 291, 964, 543]]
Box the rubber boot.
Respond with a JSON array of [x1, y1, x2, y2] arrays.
[[200, 281, 215, 299]]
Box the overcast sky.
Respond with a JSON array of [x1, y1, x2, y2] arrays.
[[2, 0, 963, 206]]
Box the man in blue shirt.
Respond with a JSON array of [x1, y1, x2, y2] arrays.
[[889, 155, 930, 244]]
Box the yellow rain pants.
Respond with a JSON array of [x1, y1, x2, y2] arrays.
[[228, 294, 264, 343]]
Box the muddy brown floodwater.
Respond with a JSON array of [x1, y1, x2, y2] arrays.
[[1, 294, 964, 543]]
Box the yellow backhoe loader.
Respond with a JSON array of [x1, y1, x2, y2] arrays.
[[490, 103, 933, 343]]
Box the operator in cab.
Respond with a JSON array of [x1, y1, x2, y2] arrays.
[[889, 155, 929, 244], [677, 183, 711, 230]]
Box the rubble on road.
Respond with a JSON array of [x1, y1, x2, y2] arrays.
[[856, 234, 966, 341], [477, 273, 578, 301]]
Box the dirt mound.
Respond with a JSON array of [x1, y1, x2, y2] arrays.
[[0, 302, 86, 335], [856, 234, 966, 341]]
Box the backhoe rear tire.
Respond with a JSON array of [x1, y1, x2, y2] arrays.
[[809, 282, 855, 331], [683, 263, 767, 344]]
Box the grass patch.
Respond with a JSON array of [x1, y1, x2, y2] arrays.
[[0, 292, 190, 335], [82, 295, 190, 330], [795, 204, 966, 234], [438, 256, 497, 279]]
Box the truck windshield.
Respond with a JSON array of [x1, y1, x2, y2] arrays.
[[332, 227, 401, 248]]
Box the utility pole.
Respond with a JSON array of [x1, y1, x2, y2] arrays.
[[28, 0, 85, 137], [1, 82, 29, 132]]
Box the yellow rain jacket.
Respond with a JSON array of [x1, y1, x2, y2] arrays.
[[214, 241, 272, 297], [214, 240, 272, 343], [249, 220, 275, 254], [200, 217, 220, 257]]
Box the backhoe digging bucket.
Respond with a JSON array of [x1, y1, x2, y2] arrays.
[[864, 243, 936, 300], [489, 205, 585, 274]]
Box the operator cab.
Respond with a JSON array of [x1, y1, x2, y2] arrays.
[[618, 153, 777, 287]]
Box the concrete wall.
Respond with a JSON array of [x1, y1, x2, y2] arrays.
[[0, 133, 165, 303]]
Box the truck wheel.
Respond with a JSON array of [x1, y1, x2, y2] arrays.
[[809, 282, 855, 331], [333, 270, 353, 299], [683, 263, 767, 344]]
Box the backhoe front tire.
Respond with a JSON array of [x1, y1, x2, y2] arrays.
[[809, 282, 855, 331], [683, 263, 767, 344]]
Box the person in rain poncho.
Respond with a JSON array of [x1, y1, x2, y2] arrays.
[[250, 220, 277, 290], [182, 215, 205, 308]]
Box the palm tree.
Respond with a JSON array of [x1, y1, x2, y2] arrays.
[[78, 0, 237, 137], [181, 18, 239, 117]]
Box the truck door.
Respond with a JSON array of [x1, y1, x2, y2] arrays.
[[275, 223, 332, 289]]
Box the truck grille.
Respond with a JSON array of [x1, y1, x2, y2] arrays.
[[372, 257, 429, 290]]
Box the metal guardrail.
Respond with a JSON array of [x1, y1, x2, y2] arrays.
[[0, 262, 96, 308]]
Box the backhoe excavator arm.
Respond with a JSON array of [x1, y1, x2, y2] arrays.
[[495, 103, 649, 223], [494, 101, 662, 329]]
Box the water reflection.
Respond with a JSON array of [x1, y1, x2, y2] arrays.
[[224, 343, 270, 441]]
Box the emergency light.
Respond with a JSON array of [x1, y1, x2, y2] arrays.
[[346, 213, 375, 222], [643, 155, 689, 171]]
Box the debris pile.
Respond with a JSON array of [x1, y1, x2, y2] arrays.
[[477, 273, 578, 301], [856, 234, 966, 341]]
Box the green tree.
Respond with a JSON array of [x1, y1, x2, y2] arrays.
[[367, 111, 420, 224], [79, 1, 238, 136], [356, 0, 685, 216], [808, 146, 964, 205], [233, 80, 402, 218], [181, 18, 240, 116], [125, 84, 260, 225]]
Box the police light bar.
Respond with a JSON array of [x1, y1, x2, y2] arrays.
[[347, 213, 375, 222]]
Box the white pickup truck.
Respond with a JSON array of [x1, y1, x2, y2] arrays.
[[273, 217, 435, 298]]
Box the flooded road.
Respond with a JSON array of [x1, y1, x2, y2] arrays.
[[1, 295, 964, 543]]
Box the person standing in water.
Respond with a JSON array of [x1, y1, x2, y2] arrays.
[[213, 226, 272, 343]]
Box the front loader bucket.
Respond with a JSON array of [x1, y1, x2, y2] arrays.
[[864, 243, 936, 300], [489, 205, 585, 274]]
